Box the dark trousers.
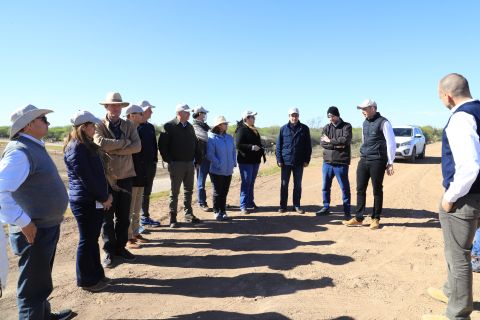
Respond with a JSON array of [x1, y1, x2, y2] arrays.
[[102, 178, 132, 254], [196, 158, 211, 206], [10, 225, 60, 320], [355, 158, 387, 221], [322, 162, 351, 214], [280, 164, 304, 209], [168, 161, 194, 222], [439, 194, 480, 319], [141, 162, 157, 218], [210, 173, 232, 213], [71, 201, 105, 287]]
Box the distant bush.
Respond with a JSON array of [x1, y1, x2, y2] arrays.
[[420, 126, 443, 143]]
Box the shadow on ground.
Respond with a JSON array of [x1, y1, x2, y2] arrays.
[[107, 273, 334, 297], [163, 310, 291, 320]]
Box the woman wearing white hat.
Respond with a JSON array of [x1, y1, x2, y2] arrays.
[[206, 116, 237, 220], [64, 110, 113, 292]]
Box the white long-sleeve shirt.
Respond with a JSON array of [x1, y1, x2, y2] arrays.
[[0, 133, 44, 227], [443, 99, 480, 203], [361, 118, 396, 165]]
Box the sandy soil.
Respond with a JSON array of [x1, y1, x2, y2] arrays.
[[2, 142, 480, 320]]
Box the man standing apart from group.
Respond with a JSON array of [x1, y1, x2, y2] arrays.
[[94, 92, 141, 267], [192, 106, 212, 212], [343, 99, 395, 229], [158, 104, 202, 228], [276, 107, 312, 214], [316, 106, 352, 220], [424, 74, 480, 320], [138, 100, 162, 228], [0, 105, 71, 319]]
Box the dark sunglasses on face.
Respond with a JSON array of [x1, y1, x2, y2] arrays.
[[290, 113, 299, 117], [36, 116, 49, 124]]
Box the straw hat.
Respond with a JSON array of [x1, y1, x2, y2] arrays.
[[99, 92, 129, 107], [213, 115, 229, 128], [10, 104, 53, 139]]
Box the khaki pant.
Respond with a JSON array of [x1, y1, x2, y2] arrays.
[[128, 187, 144, 239]]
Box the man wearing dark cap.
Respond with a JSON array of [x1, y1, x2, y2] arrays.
[[316, 106, 352, 219]]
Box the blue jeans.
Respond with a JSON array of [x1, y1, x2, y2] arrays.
[[280, 164, 304, 208], [322, 162, 351, 214], [239, 163, 260, 209], [196, 158, 211, 206], [10, 225, 60, 320], [71, 201, 105, 287], [472, 228, 480, 257]]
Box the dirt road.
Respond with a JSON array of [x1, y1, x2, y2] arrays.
[[2, 142, 480, 319]]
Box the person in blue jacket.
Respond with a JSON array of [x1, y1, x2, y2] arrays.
[[207, 116, 237, 221], [276, 107, 312, 214], [64, 110, 113, 293]]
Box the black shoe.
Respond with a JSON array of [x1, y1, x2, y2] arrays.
[[115, 248, 136, 261], [294, 206, 305, 214], [240, 208, 250, 215], [101, 276, 112, 284], [81, 280, 109, 293], [50, 309, 72, 320], [315, 207, 330, 216], [199, 204, 213, 212], [102, 253, 114, 268], [278, 207, 286, 213], [170, 222, 179, 228], [247, 203, 259, 211], [185, 214, 201, 223]]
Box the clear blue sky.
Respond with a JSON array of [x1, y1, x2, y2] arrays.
[[1, 1, 479, 128]]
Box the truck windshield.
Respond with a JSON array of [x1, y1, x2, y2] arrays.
[[393, 128, 412, 137]]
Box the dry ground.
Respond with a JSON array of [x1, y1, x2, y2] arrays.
[[2, 142, 480, 319]]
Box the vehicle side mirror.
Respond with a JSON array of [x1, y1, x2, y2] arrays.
[[414, 134, 422, 138]]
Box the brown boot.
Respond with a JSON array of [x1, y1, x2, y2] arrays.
[[127, 239, 141, 249], [135, 234, 149, 243]]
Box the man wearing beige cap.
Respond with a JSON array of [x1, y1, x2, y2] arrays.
[[343, 99, 395, 229], [158, 103, 202, 228], [94, 92, 141, 267], [0, 105, 71, 319]]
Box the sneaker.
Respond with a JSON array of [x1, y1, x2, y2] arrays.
[[315, 207, 330, 216], [240, 208, 250, 215], [102, 253, 114, 268], [214, 213, 224, 221], [170, 221, 179, 228], [115, 248, 136, 261], [81, 280, 109, 292], [294, 206, 305, 214], [127, 239, 141, 249], [135, 234, 149, 243], [199, 204, 213, 212], [185, 214, 201, 223], [278, 207, 286, 213], [421, 315, 448, 320], [247, 203, 259, 211], [426, 287, 448, 304], [221, 213, 230, 220], [370, 218, 380, 230], [342, 217, 363, 226], [50, 309, 72, 320], [141, 216, 161, 227]]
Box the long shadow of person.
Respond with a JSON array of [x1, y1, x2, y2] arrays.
[[164, 310, 291, 320]]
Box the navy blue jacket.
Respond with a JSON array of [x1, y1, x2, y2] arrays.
[[276, 121, 312, 166], [132, 122, 158, 186], [64, 140, 109, 204]]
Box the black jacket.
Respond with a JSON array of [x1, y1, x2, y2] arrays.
[[158, 118, 202, 164], [132, 122, 158, 186], [321, 118, 352, 165], [235, 121, 264, 164]]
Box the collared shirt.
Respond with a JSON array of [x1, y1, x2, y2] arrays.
[[361, 119, 396, 164], [0, 133, 45, 227], [444, 99, 480, 203]]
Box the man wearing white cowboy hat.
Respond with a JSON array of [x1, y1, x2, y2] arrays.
[[137, 100, 162, 228], [0, 105, 72, 319], [94, 92, 141, 268], [158, 103, 203, 228]]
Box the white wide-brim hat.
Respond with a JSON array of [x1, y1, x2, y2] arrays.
[[99, 92, 129, 107], [213, 115, 229, 128], [10, 104, 53, 139]]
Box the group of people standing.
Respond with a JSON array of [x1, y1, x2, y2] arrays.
[[0, 73, 479, 320]]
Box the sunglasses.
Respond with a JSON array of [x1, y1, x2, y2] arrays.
[[36, 116, 49, 124]]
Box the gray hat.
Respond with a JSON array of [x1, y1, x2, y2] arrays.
[[242, 110, 257, 119], [138, 100, 156, 110], [10, 104, 53, 139], [357, 98, 377, 109], [125, 104, 144, 115], [288, 107, 300, 115], [99, 92, 129, 107], [193, 105, 209, 114], [176, 103, 191, 112], [70, 110, 101, 126]]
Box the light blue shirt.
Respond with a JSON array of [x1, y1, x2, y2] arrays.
[[0, 133, 45, 227]]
